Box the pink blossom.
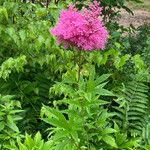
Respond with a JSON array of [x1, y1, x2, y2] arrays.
[[50, 1, 108, 51]]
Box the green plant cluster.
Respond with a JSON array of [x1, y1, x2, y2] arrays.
[[0, 0, 149, 150]]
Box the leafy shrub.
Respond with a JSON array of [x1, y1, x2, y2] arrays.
[[9, 132, 52, 150], [0, 95, 23, 149]]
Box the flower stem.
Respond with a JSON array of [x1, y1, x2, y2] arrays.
[[77, 50, 82, 82]]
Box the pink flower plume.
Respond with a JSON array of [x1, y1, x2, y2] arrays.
[[50, 1, 108, 51]]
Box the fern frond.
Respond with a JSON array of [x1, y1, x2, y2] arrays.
[[114, 80, 149, 133]]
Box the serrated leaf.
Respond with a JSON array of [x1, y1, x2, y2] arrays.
[[103, 135, 117, 148]]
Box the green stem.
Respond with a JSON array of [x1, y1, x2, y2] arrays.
[[77, 50, 82, 82]]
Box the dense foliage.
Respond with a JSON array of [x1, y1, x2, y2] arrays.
[[0, 0, 150, 149]]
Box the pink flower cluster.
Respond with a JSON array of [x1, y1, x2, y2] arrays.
[[50, 1, 108, 51]]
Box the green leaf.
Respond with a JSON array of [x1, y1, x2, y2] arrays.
[[95, 74, 111, 85], [103, 135, 118, 148], [34, 132, 43, 147], [19, 30, 26, 42], [0, 7, 8, 20], [0, 121, 5, 131], [24, 134, 34, 149], [42, 141, 53, 150], [102, 128, 116, 135]]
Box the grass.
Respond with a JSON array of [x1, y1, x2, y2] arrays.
[[127, 0, 150, 11]]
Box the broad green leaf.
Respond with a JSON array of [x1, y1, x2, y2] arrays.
[[103, 135, 118, 148]]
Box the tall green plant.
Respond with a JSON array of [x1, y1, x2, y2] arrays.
[[41, 66, 118, 149]]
